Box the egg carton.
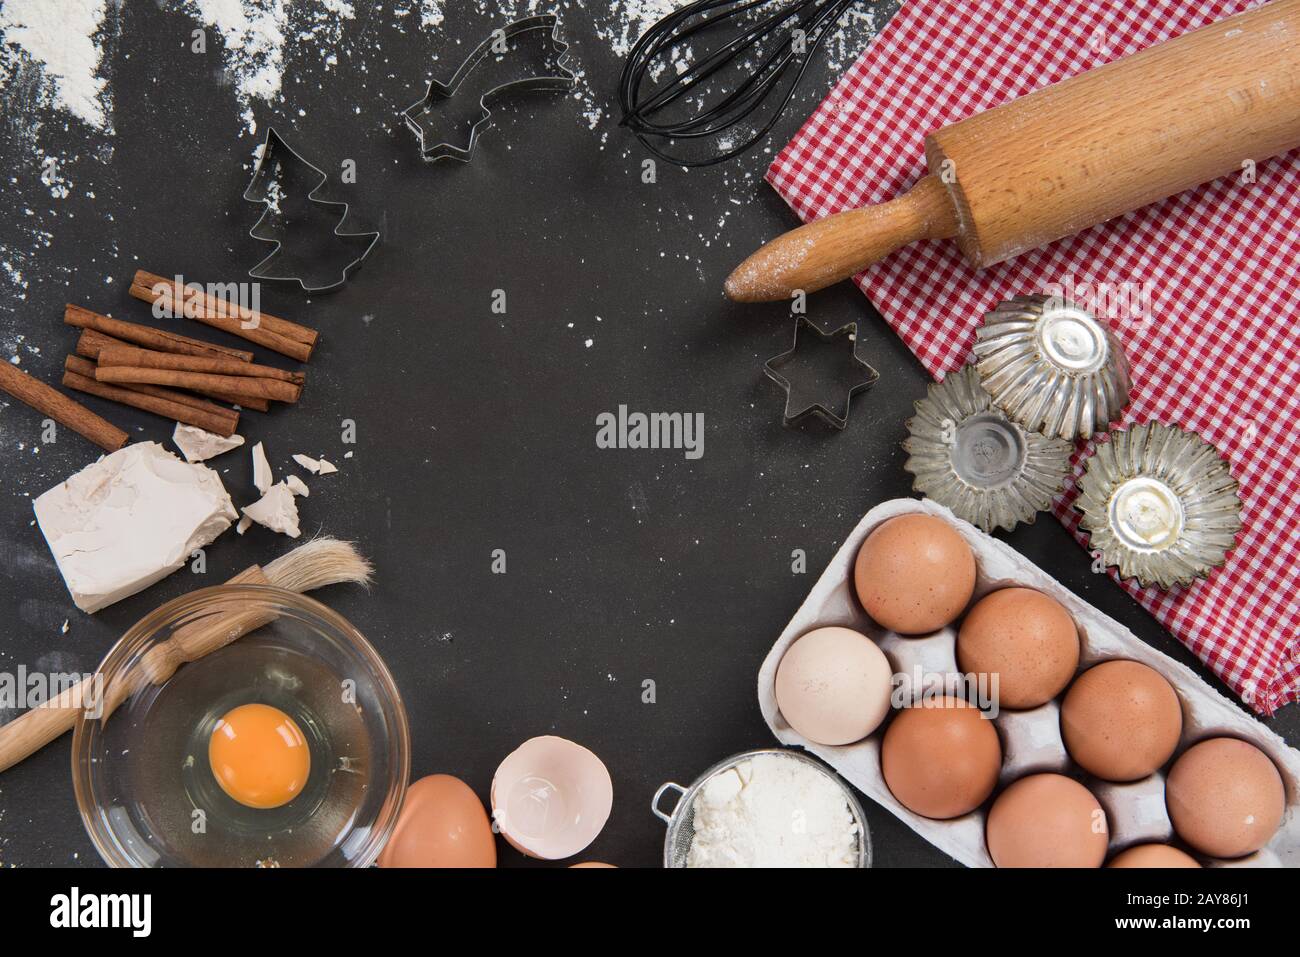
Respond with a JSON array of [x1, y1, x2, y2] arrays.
[[757, 497, 1300, 868]]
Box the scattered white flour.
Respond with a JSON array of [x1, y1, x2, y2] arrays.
[[184, 0, 288, 135], [38, 153, 70, 199], [0, 0, 112, 129], [686, 754, 859, 868], [420, 1, 445, 29]]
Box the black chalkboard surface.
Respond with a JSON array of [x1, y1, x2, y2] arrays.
[[1, 1, 1293, 869]]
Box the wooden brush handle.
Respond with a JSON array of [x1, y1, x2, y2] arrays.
[[724, 175, 956, 302], [0, 566, 268, 774]]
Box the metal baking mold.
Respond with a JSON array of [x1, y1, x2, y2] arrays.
[[903, 364, 1074, 533], [1076, 422, 1242, 589], [974, 294, 1131, 441], [401, 14, 576, 163], [244, 128, 380, 293], [763, 317, 879, 429]]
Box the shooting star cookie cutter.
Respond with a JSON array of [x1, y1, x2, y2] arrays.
[[244, 127, 381, 293], [401, 13, 576, 163], [764, 317, 880, 429]]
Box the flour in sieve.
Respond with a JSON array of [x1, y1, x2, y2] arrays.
[[686, 753, 858, 868]]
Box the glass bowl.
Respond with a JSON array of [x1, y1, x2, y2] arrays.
[[72, 585, 410, 867]]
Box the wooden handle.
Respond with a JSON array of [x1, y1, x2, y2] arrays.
[[725, 175, 956, 302], [0, 566, 268, 774]]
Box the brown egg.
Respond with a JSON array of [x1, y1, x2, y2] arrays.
[[775, 627, 895, 745], [986, 773, 1108, 868], [378, 774, 497, 868], [881, 695, 1001, 819], [854, 515, 976, 634], [1107, 844, 1201, 868], [1166, 737, 1285, 858], [957, 588, 1079, 709], [1061, 660, 1182, 781]]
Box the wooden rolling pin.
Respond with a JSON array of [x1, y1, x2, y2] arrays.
[[725, 0, 1300, 301]]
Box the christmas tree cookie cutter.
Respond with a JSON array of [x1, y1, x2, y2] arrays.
[[401, 13, 576, 163], [243, 127, 381, 293]]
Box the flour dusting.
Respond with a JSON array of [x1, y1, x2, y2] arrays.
[[0, 0, 112, 130]]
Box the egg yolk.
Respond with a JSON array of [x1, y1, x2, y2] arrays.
[[209, 703, 311, 809]]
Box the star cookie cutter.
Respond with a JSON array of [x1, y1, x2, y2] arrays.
[[764, 317, 880, 429]]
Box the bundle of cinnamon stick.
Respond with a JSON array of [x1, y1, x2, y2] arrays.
[[0, 268, 319, 453]]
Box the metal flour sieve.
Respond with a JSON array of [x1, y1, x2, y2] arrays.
[[651, 748, 872, 868]]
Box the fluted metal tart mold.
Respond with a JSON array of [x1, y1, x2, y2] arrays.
[[1076, 422, 1242, 589], [904, 364, 1074, 533], [975, 295, 1131, 441]]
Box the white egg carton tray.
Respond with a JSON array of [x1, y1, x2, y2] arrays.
[[757, 497, 1300, 868]]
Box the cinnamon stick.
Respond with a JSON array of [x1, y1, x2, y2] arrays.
[[97, 345, 305, 385], [65, 356, 240, 427], [63, 369, 239, 437], [65, 304, 254, 362], [134, 270, 316, 345], [75, 330, 271, 412], [95, 365, 301, 404], [129, 271, 317, 362], [0, 360, 128, 452]]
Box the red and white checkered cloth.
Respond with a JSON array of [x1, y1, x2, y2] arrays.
[[767, 0, 1300, 714]]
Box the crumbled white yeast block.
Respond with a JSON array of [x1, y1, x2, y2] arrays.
[[317, 457, 337, 475], [242, 483, 300, 538], [284, 474, 309, 497], [173, 423, 245, 463], [686, 754, 858, 868], [292, 453, 320, 473], [251, 441, 273, 493], [33, 442, 237, 613]]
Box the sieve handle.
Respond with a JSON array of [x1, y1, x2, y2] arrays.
[[651, 782, 686, 824]]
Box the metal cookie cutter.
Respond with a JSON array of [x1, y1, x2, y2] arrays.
[[244, 128, 380, 293], [401, 14, 576, 163], [1076, 422, 1242, 589], [764, 317, 880, 429]]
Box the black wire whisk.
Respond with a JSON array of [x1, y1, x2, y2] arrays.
[[617, 0, 865, 167]]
